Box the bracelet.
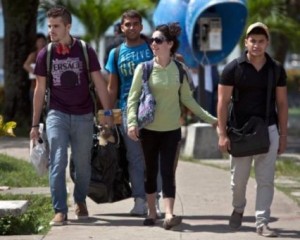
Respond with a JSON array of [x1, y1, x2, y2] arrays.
[[32, 125, 39, 128], [103, 109, 113, 117]]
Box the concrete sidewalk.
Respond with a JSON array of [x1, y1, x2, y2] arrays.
[[1, 137, 300, 240]]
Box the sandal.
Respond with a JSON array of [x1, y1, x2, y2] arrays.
[[163, 215, 182, 230]]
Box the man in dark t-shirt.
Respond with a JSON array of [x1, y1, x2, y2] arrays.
[[217, 22, 288, 237], [30, 6, 113, 226]]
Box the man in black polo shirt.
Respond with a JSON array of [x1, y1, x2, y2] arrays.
[[217, 22, 288, 237]]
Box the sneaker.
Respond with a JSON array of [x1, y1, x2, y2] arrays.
[[75, 202, 89, 219], [163, 215, 182, 230], [257, 224, 278, 237], [49, 212, 67, 226], [130, 197, 148, 216], [229, 210, 243, 230], [155, 199, 162, 218]]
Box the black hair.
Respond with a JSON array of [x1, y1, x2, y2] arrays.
[[36, 33, 46, 40], [155, 22, 181, 56], [114, 22, 122, 35], [121, 9, 142, 24]]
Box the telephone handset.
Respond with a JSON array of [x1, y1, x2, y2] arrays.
[[198, 17, 222, 51]]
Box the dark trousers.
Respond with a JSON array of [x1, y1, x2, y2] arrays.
[[140, 128, 181, 198]]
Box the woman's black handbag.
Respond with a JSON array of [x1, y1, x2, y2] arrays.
[[227, 67, 274, 157]]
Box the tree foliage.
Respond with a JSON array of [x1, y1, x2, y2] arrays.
[[246, 0, 300, 62], [0, 115, 16, 137]]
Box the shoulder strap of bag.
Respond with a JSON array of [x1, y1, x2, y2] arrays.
[[45, 42, 54, 117], [273, 59, 281, 85], [114, 44, 121, 77], [232, 59, 244, 102], [173, 59, 185, 84], [78, 39, 97, 117], [142, 60, 154, 83], [265, 63, 275, 124], [114, 45, 122, 100], [174, 59, 196, 93]]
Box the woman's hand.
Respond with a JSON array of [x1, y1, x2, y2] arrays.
[[212, 120, 218, 129], [127, 126, 140, 141]]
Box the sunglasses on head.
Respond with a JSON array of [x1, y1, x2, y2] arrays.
[[149, 37, 166, 44]]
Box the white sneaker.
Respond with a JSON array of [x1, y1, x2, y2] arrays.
[[257, 224, 278, 237], [130, 197, 148, 216], [155, 199, 162, 218]]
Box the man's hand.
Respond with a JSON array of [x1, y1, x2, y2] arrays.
[[30, 127, 40, 141], [104, 116, 114, 128], [278, 135, 287, 155], [218, 132, 230, 153]]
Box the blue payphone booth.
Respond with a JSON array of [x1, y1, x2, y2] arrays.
[[186, 0, 248, 65], [153, 0, 248, 66]]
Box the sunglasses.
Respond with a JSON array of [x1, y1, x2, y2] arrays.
[[149, 37, 166, 45]]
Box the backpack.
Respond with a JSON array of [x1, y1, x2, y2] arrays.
[[141, 59, 188, 85], [45, 39, 97, 116]]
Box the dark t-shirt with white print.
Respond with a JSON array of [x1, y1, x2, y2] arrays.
[[34, 39, 101, 115]]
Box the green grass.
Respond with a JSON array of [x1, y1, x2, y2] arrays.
[[0, 154, 52, 235], [0, 154, 49, 187], [288, 107, 300, 116], [0, 194, 52, 235], [275, 158, 300, 178]]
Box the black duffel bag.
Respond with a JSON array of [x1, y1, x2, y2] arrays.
[[227, 116, 270, 157], [70, 126, 131, 204]]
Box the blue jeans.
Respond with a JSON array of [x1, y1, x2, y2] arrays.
[[121, 111, 146, 199], [46, 110, 93, 214]]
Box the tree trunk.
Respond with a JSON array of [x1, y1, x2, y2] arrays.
[[272, 34, 289, 64], [2, 0, 39, 126]]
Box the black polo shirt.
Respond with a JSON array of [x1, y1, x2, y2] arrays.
[[220, 51, 286, 128]]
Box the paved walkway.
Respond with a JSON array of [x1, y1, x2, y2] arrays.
[[0, 137, 300, 240]]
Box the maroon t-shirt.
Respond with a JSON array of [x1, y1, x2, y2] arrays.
[[35, 39, 101, 115]]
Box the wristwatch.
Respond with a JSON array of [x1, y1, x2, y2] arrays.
[[103, 109, 113, 117]]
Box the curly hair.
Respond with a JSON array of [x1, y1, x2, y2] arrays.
[[155, 22, 181, 56]]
